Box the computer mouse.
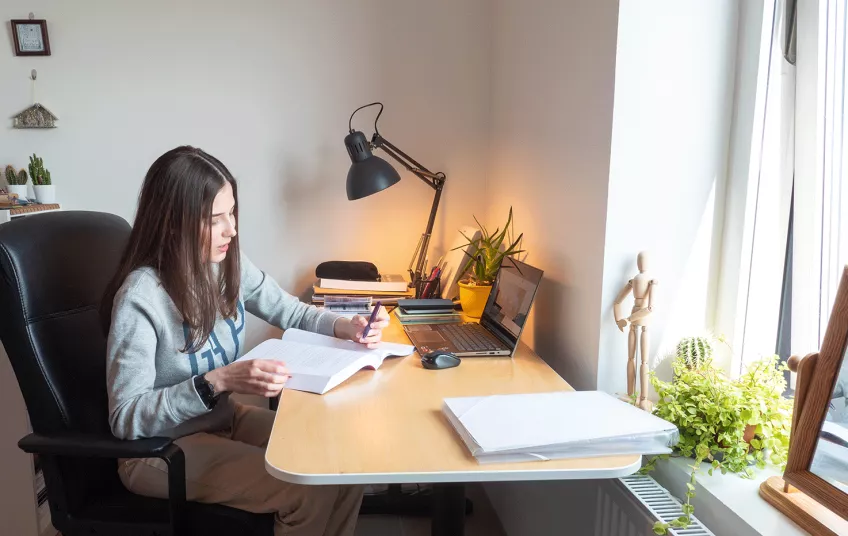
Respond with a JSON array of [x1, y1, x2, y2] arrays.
[[421, 350, 461, 370]]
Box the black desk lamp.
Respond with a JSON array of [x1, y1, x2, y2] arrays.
[[344, 102, 446, 290]]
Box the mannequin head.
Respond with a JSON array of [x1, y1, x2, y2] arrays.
[[637, 251, 649, 273]]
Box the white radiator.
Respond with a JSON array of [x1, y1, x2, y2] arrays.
[[603, 475, 715, 536], [590, 475, 714, 536]]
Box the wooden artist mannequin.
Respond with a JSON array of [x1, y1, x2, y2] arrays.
[[613, 251, 658, 411]]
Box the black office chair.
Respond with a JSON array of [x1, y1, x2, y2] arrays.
[[0, 211, 273, 536]]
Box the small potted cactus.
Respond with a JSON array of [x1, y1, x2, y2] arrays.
[[28, 154, 55, 204], [4, 165, 29, 200], [676, 335, 713, 371]]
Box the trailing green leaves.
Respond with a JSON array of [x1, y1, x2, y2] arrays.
[[644, 351, 793, 534]]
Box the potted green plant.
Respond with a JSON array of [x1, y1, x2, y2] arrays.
[[29, 154, 55, 204], [453, 207, 524, 318], [641, 341, 792, 534], [4, 165, 28, 200]]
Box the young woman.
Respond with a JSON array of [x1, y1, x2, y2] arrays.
[[103, 146, 388, 536]]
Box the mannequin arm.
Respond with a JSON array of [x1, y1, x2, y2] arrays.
[[628, 308, 652, 322], [613, 280, 633, 322], [647, 280, 658, 308]]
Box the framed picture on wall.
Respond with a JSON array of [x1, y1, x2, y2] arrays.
[[10, 20, 51, 56]]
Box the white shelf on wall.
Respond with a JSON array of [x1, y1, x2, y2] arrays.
[[0, 203, 62, 225]]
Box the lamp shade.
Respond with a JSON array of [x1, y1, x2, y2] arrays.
[[344, 130, 401, 200]]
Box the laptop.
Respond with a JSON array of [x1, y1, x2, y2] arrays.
[[403, 259, 544, 357]]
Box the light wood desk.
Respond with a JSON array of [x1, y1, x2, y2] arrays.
[[265, 315, 640, 534]]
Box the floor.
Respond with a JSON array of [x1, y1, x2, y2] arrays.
[[54, 484, 505, 536], [354, 484, 506, 536]]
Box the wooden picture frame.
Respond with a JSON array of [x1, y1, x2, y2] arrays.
[[760, 267, 848, 534], [10, 20, 51, 56]]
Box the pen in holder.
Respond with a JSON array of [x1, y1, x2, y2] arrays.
[[414, 274, 441, 299]]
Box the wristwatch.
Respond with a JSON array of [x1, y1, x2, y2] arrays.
[[194, 373, 220, 409]]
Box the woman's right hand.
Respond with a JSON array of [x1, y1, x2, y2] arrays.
[[204, 359, 290, 398]]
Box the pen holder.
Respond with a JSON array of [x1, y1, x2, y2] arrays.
[[414, 275, 441, 299]]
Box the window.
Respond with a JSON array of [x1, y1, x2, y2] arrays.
[[722, 0, 848, 377], [713, 0, 794, 375], [792, 0, 847, 355]]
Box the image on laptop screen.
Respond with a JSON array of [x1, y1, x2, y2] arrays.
[[482, 259, 544, 341]]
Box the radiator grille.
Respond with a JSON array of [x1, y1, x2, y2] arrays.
[[619, 475, 714, 536]]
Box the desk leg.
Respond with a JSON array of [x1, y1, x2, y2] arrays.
[[432, 483, 465, 536]]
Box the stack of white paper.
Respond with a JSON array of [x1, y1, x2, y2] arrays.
[[443, 391, 679, 464]]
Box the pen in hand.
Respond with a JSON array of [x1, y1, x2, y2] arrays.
[[361, 301, 383, 340]]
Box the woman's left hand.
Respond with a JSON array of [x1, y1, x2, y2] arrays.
[[337, 305, 390, 348]]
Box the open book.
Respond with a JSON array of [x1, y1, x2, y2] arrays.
[[238, 329, 415, 394]]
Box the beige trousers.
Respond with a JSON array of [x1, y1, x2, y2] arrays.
[[119, 401, 364, 536]]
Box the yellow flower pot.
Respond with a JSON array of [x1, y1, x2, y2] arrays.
[[458, 281, 492, 319]]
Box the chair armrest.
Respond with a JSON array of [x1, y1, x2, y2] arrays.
[[18, 432, 177, 459], [19, 432, 187, 534]]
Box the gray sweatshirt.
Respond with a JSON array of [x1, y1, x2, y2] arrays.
[[106, 253, 340, 440]]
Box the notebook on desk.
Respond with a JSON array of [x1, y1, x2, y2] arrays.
[[443, 391, 679, 464], [404, 259, 543, 357]]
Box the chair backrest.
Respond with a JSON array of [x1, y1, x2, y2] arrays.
[[0, 211, 131, 514], [0, 211, 130, 437]]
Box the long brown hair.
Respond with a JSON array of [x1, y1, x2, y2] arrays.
[[102, 146, 241, 352]]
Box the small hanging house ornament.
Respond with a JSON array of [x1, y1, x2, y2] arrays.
[[13, 70, 57, 129]]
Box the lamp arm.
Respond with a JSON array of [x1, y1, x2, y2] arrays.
[[373, 134, 444, 189], [371, 133, 446, 285]]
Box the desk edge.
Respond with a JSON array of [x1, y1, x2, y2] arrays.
[[264, 455, 642, 485]]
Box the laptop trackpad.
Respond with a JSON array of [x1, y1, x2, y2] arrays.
[[406, 325, 447, 343]]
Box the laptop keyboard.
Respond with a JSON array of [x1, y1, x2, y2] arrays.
[[440, 323, 506, 352]]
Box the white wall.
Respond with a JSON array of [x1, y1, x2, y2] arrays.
[[0, 0, 491, 345], [596, 1, 739, 395], [487, 0, 620, 392], [484, 1, 620, 534], [0, 1, 491, 533]]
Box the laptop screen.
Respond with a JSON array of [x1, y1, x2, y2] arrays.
[[480, 259, 544, 349]]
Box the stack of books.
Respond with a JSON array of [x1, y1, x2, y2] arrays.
[[312, 273, 415, 308], [320, 296, 373, 318], [395, 303, 461, 325], [443, 391, 679, 464]]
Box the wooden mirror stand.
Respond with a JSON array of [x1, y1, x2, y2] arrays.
[[759, 354, 848, 535], [759, 266, 848, 535]]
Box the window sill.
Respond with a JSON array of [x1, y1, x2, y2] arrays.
[[651, 457, 805, 536]]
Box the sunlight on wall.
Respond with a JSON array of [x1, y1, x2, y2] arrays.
[[652, 180, 720, 384]]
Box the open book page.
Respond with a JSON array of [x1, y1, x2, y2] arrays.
[[238, 339, 369, 393], [281, 328, 414, 360], [239, 339, 365, 375], [237, 331, 414, 394]]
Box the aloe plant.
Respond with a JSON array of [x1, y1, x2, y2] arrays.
[[453, 207, 525, 285]]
